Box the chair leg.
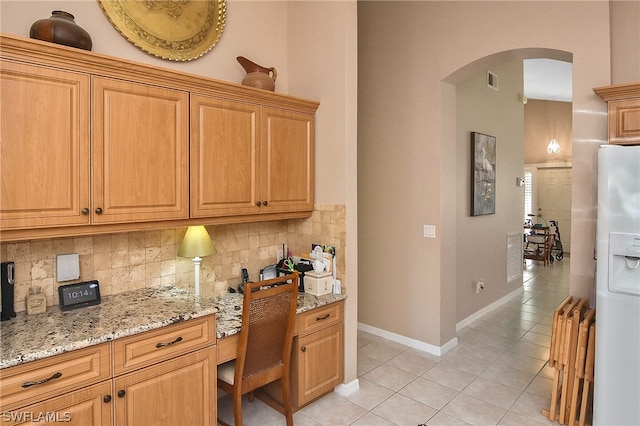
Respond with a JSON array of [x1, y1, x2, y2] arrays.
[[232, 389, 243, 426], [281, 375, 294, 426]]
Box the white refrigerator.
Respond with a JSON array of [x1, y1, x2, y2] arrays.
[[594, 145, 640, 425]]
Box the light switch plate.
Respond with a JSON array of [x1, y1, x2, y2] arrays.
[[57, 253, 80, 282], [423, 225, 436, 239]]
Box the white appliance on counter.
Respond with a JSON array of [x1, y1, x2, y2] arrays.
[[594, 145, 640, 426]]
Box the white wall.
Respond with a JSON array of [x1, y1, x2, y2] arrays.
[[455, 60, 524, 323], [359, 1, 611, 350], [1, 1, 289, 91]]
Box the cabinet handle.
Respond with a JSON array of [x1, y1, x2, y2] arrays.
[[103, 395, 112, 403], [256, 201, 262, 206], [118, 390, 126, 398], [155, 336, 183, 348], [21, 372, 62, 388], [81, 208, 90, 215], [316, 313, 331, 321], [263, 201, 268, 206], [95, 207, 103, 214], [301, 346, 307, 352]]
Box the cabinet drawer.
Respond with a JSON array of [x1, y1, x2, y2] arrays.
[[298, 302, 343, 336], [0, 343, 110, 411], [113, 316, 215, 375]]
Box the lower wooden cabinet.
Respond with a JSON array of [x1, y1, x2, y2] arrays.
[[0, 317, 217, 426], [293, 302, 344, 407], [1, 382, 112, 426], [113, 348, 216, 426], [0, 344, 111, 412], [261, 301, 344, 410], [293, 323, 344, 406]]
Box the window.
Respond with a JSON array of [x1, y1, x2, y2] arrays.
[[524, 171, 533, 223]]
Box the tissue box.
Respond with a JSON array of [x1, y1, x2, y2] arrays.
[[303, 271, 333, 296]]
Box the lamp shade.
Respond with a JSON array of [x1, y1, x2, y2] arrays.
[[178, 226, 216, 258]]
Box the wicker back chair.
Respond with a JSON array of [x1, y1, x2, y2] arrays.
[[217, 273, 298, 426]]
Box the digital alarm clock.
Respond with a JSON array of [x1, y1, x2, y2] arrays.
[[58, 280, 101, 311]]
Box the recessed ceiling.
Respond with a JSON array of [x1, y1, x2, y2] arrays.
[[524, 59, 573, 102]]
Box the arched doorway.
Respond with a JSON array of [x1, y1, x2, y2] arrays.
[[442, 49, 573, 325]]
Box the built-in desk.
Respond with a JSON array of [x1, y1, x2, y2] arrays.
[[0, 286, 347, 421], [215, 292, 346, 410]]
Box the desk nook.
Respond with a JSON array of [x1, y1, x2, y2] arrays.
[[0, 286, 346, 425]]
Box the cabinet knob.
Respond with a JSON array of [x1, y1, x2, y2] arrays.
[[103, 395, 112, 403], [301, 346, 307, 352], [81, 208, 90, 215], [95, 207, 103, 214], [263, 201, 268, 206], [256, 201, 262, 206], [117, 390, 126, 398]]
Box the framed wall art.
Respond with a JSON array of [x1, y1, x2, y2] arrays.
[[471, 132, 496, 216]]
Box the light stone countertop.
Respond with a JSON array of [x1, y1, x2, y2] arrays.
[[0, 286, 346, 369], [215, 291, 347, 339]]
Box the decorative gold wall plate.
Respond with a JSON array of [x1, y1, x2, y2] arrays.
[[98, 0, 226, 61]]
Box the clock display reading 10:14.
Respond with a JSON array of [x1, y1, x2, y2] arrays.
[[58, 280, 101, 311]]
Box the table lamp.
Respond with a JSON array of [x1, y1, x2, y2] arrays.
[[177, 225, 216, 296]]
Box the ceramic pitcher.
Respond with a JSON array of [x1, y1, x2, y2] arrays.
[[237, 56, 277, 91]]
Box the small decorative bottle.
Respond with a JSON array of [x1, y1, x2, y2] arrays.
[[26, 286, 47, 315]]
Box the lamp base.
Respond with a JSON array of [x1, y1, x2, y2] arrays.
[[192, 256, 202, 296]]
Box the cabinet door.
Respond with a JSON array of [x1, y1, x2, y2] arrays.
[[113, 348, 216, 426], [607, 99, 640, 145], [92, 77, 189, 224], [294, 323, 343, 406], [260, 108, 314, 212], [0, 60, 90, 230], [0, 382, 112, 426], [190, 95, 260, 217]]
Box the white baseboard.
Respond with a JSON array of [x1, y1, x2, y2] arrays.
[[357, 323, 458, 357], [335, 379, 360, 397], [358, 287, 523, 358], [456, 286, 524, 332]]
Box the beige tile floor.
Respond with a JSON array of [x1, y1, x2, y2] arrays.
[[217, 258, 570, 425]]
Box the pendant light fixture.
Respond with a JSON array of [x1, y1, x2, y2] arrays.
[[547, 100, 561, 154]]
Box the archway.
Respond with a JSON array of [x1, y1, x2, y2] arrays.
[[441, 48, 573, 327]]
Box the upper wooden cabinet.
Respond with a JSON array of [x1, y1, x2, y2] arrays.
[[594, 82, 640, 145], [190, 95, 260, 217], [0, 60, 91, 230], [92, 77, 189, 223], [190, 97, 314, 217], [260, 107, 315, 213], [0, 34, 318, 241], [0, 66, 189, 231]]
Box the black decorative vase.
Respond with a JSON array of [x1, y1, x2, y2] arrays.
[[30, 11, 92, 51]]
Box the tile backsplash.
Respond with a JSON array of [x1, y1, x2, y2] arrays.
[[0, 205, 346, 313]]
